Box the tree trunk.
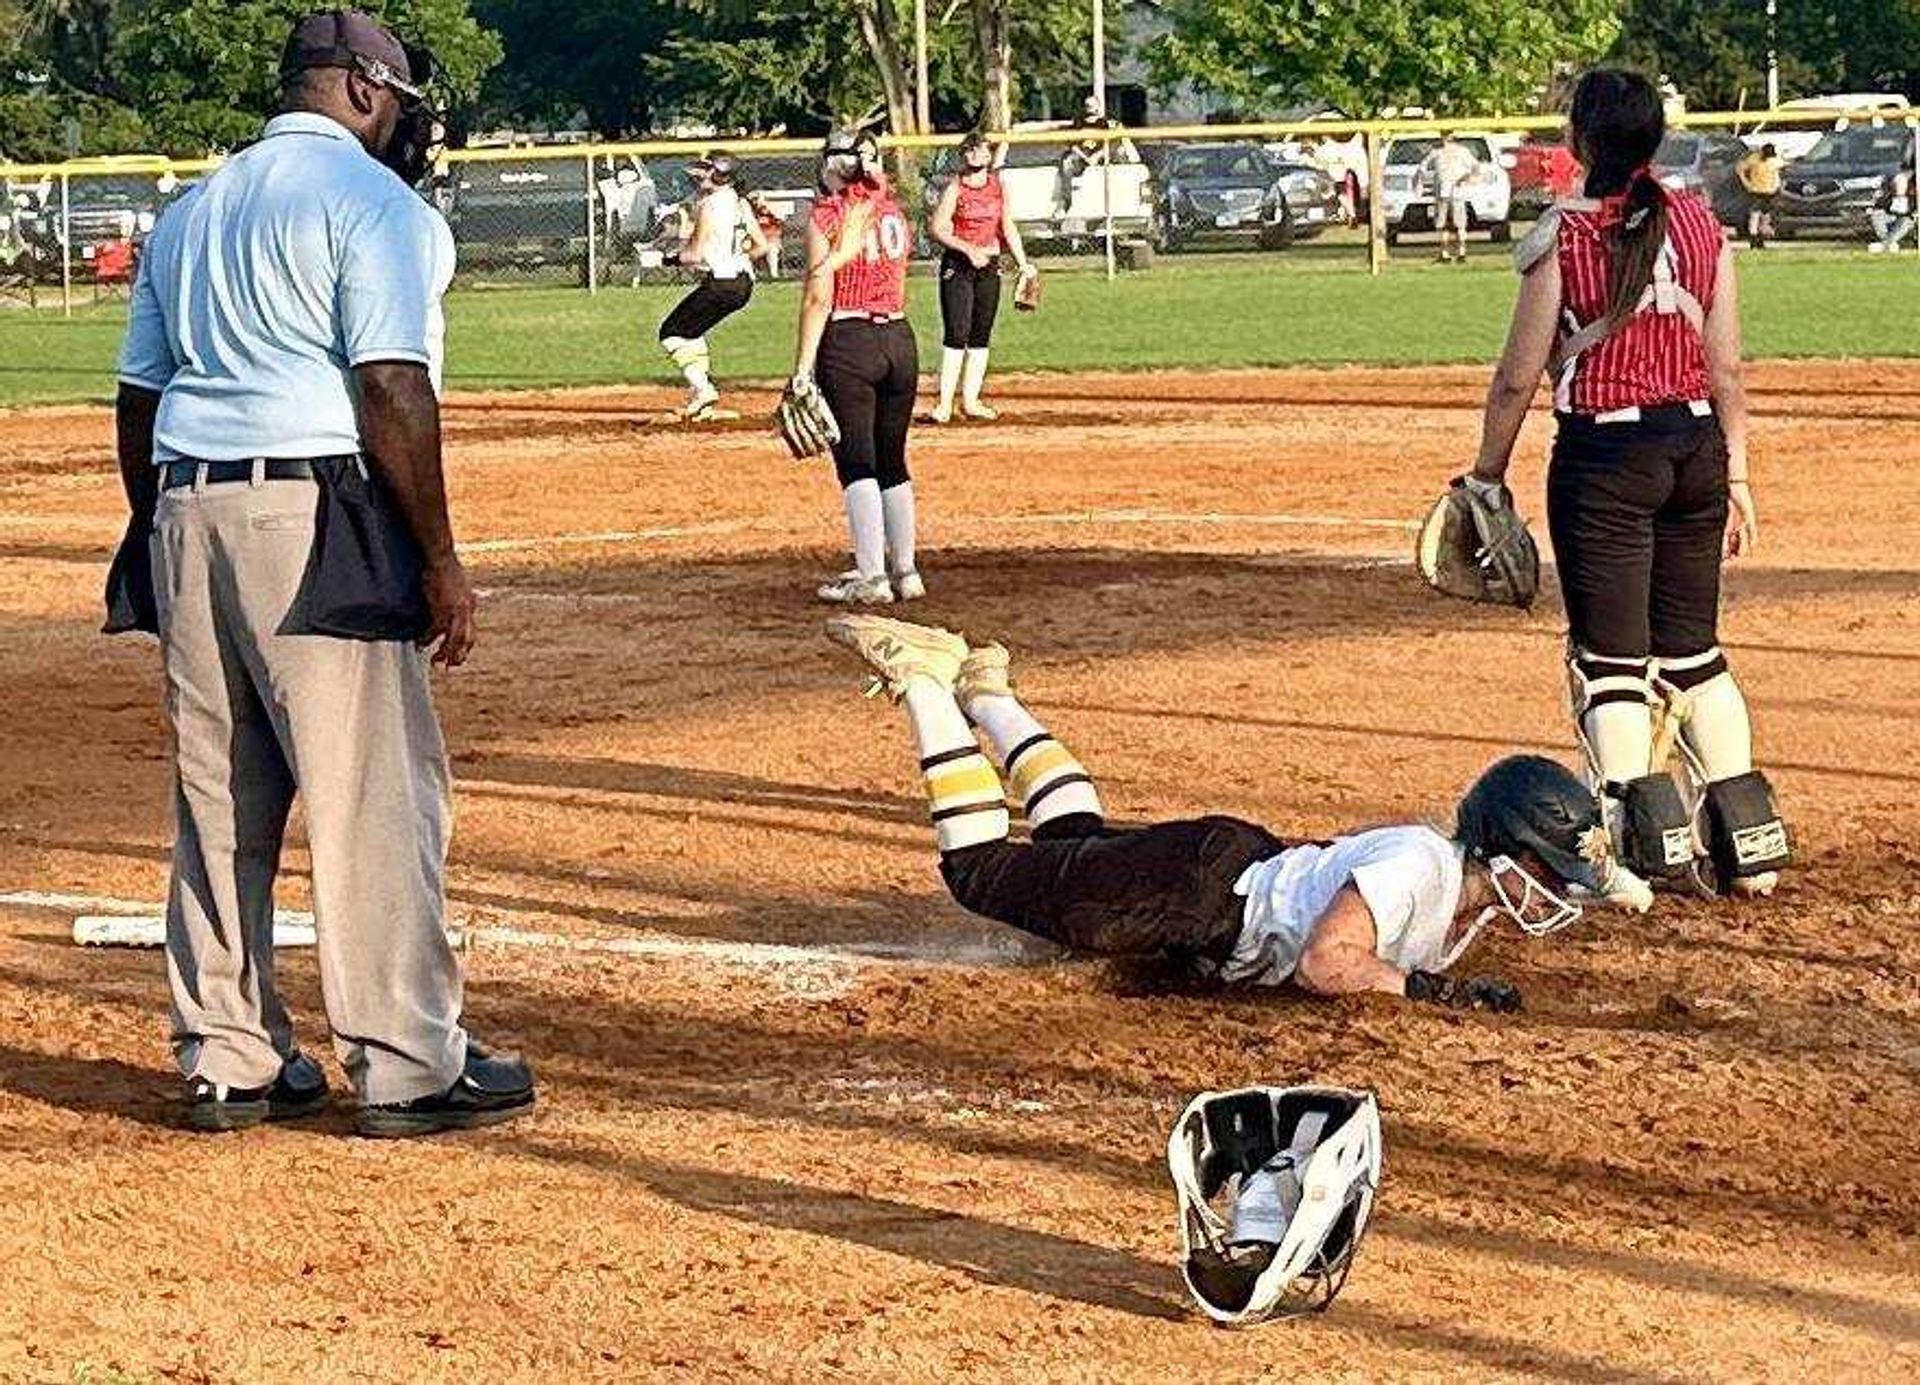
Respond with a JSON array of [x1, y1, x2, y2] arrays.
[[969, 0, 1013, 132], [855, 0, 920, 136]]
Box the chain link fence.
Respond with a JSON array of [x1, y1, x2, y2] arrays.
[[4, 106, 1915, 313]]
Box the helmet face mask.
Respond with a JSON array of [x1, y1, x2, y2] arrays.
[[1166, 1086, 1382, 1326], [1457, 754, 1612, 939], [1486, 853, 1582, 936]]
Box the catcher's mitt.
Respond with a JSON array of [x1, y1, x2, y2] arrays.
[[776, 373, 841, 460], [1415, 475, 1540, 608], [1013, 264, 1041, 313]]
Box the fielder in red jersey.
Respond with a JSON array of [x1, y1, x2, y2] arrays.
[[926, 130, 1035, 422], [791, 129, 923, 606], [1463, 67, 1788, 904]]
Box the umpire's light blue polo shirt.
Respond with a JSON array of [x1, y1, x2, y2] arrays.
[[118, 112, 455, 463]]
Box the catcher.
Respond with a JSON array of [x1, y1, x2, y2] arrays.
[[925, 131, 1038, 423], [825, 613, 1649, 1011], [1431, 68, 1789, 902], [778, 129, 924, 606]]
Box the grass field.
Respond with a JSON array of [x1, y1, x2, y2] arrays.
[[2, 250, 1915, 407]]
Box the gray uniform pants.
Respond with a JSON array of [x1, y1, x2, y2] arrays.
[[152, 469, 467, 1104]]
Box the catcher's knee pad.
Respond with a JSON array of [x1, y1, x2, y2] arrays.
[[661, 334, 708, 369], [1704, 770, 1791, 883], [1612, 772, 1696, 880], [1568, 647, 1655, 782]]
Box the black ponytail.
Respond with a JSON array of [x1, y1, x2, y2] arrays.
[[1569, 68, 1670, 331]]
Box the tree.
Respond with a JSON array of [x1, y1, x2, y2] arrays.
[[1145, 0, 1621, 117], [118, 0, 501, 153], [1611, 0, 1920, 109]]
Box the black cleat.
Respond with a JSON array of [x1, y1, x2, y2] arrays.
[[185, 1052, 329, 1133], [355, 1040, 535, 1139]]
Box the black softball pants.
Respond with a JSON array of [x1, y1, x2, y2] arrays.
[[817, 318, 918, 490], [939, 813, 1283, 965], [1547, 407, 1729, 660], [658, 274, 752, 341], [939, 251, 1002, 349]]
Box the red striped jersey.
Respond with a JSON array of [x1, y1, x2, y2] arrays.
[[812, 178, 912, 317], [951, 173, 1006, 250], [1554, 187, 1721, 413]]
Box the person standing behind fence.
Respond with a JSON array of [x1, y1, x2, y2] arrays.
[[1869, 166, 1915, 252], [1420, 132, 1479, 264], [926, 132, 1035, 423], [657, 152, 766, 421], [1735, 143, 1783, 250], [111, 9, 535, 1137], [1463, 67, 1788, 903]]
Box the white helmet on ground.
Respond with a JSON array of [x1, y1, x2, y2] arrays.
[[1166, 1084, 1382, 1326]]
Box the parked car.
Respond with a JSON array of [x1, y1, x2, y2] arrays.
[[1509, 136, 1581, 217], [1652, 129, 1754, 226], [1157, 142, 1329, 250], [444, 154, 592, 274], [1773, 123, 1919, 240], [1745, 95, 1913, 162], [1379, 135, 1512, 244]]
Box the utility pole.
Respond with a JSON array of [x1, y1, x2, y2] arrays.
[[1765, 0, 1780, 109], [913, 0, 931, 133]]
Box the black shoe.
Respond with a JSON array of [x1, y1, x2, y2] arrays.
[[355, 1040, 535, 1138], [185, 1052, 329, 1133]]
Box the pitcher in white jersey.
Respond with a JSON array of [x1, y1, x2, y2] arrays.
[[656, 152, 767, 421], [825, 615, 1638, 1012]]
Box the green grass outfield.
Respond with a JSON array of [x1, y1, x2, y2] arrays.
[[3, 249, 1914, 408]]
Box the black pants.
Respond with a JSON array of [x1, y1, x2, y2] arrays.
[[817, 318, 918, 490], [659, 274, 752, 341], [940, 813, 1283, 965], [1547, 408, 1728, 659], [939, 251, 1001, 349]]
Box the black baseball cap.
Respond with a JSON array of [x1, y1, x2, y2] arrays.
[[281, 9, 416, 85]]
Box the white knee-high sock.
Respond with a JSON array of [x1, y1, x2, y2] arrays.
[[936, 347, 964, 410], [882, 481, 916, 577], [964, 692, 1103, 829], [663, 335, 713, 395], [902, 681, 1008, 851], [1662, 650, 1754, 782], [842, 479, 886, 578], [962, 347, 991, 404]]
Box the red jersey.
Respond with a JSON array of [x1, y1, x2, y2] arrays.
[[1554, 187, 1721, 414], [812, 178, 911, 318], [950, 173, 1006, 250]]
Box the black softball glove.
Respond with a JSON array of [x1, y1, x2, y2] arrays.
[[1406, 970, 1523, 1013]]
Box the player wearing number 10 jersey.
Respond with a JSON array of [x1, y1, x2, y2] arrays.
[[791, 129, 924, 606]]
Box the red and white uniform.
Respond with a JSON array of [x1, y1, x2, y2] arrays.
[[950, 174, 1006, 251], [1554, 187, 1721, 414], [813, 178, 912, 319]]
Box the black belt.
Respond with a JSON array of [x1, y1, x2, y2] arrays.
[[160, 458, 321, 490]]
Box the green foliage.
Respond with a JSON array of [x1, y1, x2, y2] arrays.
[[117, 0, 502, 153], [1612, 0, 1920, 109], [1145, 0, 1621, 116]]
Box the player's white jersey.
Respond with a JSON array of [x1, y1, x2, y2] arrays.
[[691, 186, 754, 281], [1223, 825, 1466, 986]]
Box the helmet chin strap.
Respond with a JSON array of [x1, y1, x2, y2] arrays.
[[1486, 854, 1583, 937]]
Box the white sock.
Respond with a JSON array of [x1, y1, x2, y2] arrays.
[[936, 347, 964, 411], [1674, 669, 1754, 782], [966, 693, 1103, 828], [962, 347, 991, 404], [902, 681, 1008, 851], [882, 482, 916, 577], [684, 362, 713, 396], [842, 479, 886, 579]]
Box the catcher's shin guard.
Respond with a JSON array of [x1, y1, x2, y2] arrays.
[[1569, 648, 1691, 881], [1656, 648, 1755, 782]]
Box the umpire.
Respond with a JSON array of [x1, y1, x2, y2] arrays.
[[113, 9, 534, 1136]]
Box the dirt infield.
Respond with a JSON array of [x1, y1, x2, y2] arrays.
[[1, 362, 1916, 1382]]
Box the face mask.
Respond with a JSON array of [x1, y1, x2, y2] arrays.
[[362, 44, 442, 186]]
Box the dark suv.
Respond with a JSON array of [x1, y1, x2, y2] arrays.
[[1774, 125, 1918, 240]]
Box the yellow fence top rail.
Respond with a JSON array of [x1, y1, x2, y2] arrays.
[[3, 106, 1913, 180]]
